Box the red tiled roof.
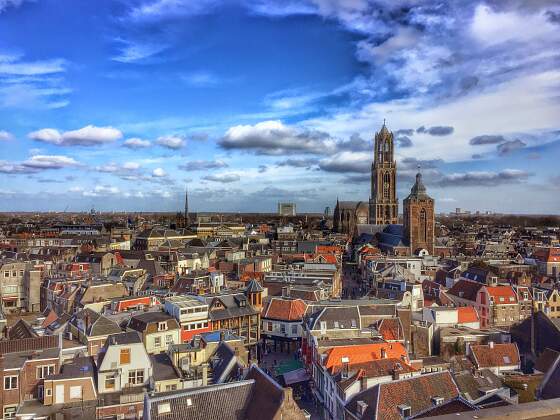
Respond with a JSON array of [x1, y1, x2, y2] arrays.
[[263, 298, 306, 321], [448, 280, 483, 302], [41, 309, 58, 329], [457, 307, 479, 324], [486, 285, 518, 303], [324, 343, 408, 371], [470, 343, 520, 368], [377, 318, 404, 341]]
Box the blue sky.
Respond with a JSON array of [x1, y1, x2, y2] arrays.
[[0, 0, 559, 214]]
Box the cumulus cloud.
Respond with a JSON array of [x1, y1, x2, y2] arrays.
[[203, 173, 241, 183], [96, 162, 141, 174], [338, 133, 371, 152], [438, 169, 530, 187], [395, 129, 414, 136], [318, 151, 370, 173], [22, 155, 79, 169], [152, 168, 167, 177], [179, 160, 228, 171], [0, 130, 13, 140], [496, 139, 526, 155], [424, 126, 454, 136], [123, 137, 151, 149], [28, 125, 123, 146], [219, 120, 335, 155], [156, 135, 185, 149], [276, 158, 320, 168], [396, 136, 412, 147], [469, 135, 506, 145]]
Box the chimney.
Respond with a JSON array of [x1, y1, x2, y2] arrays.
[[341, 357, 349, 379], [357, 401, 368, 416]]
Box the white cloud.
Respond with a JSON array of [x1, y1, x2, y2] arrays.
[[470, 5, 559, 46], [156, 135, 185, 149], [128, 0, 219, 21], [152, 167, 167, 177], [219, 120, 336, 155], [22, 155, 79, 169], [181, 72, 221, 87], [0, 130, 13, 140], [28, 125, 123, 146], [203, 173, 241, 183], [123, 137, 151, 149], [0, 54, 67, 76], [112, 38, 168, 63]]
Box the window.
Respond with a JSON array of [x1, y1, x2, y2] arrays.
[[105, 373, 115, 390], [165, 334, 173, 344], [158, 322, 167, 331], [3, 271, 9, 278], [154, 336, 161, 347], [70, 385, 82, 399], [3, 406, 16, 419], [37, 365, 55, 379], [291, 324, 298, 334], [120, 348, 131, 364], [128, 369, 144, 385], [280, 324, 286, 334], [4, 376, 18, 390]]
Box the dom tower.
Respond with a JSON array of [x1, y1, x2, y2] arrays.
[[369, 122, 398, 225]]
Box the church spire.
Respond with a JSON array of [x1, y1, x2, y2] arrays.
[[184, 185, 190, 227]]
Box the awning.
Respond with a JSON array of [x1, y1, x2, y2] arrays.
[[282, 368, 310, 385]]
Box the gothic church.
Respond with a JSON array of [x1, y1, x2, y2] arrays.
[[333, 122, 435, 255]]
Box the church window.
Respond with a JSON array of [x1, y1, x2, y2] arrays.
[[383, 173, 391, 199], [419, 208, 427, 242]]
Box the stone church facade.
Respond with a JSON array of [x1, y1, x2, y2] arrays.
[[333, 122, 436, 256]]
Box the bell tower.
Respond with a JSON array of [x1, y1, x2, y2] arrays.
[[369, 121, 398, 225], [403, 171, 435, 255]]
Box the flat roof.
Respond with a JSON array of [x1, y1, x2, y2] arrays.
[[165, 295, 207, 308]]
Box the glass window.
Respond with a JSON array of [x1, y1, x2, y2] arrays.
[[37, 365, 55, 379], [128, 369, 144, 385], [3, 406, 16, 419], [165, 335, 173, 344], [4, 376, 18, 390], [105, 373, 115, 389], [154, 336, 161, 347]]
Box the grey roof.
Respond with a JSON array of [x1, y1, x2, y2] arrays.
[[3, 347, 60, 370], [211, 342, 240, 383], [406, 172, 432, 200], [48, 356, 95, 380], [245, 279, 264, 293], [145, 381, 255, 420], [106, 331, 142, 346], [308, 306, 360, 330], [151, 353, 181, 382]]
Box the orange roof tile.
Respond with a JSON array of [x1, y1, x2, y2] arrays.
[[486, 285, 518, 303], [263, 298, 307, 321], [471, 343, 520, 368], [324, 342, 408, 370], [457, 307, 479, 324]]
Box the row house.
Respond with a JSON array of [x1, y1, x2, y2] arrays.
[[0, 260, 41, 313], [68, 308, 122, 357], [127, 312, 181, 354], [447, 280, 521, 328], [164, 295, 211, 343], [532, 286, 560, 319], [201, 282, 263, 348], [534, 247, 560, 277], [0, 335, 60, 419], [261, 297, 307, 353]]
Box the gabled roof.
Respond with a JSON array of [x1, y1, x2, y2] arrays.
[[470, 343, 520, 368], [263, 298, 306, 321], [447, 280, 484, 302], [457, 307, 479, 324], [346, 371, 460, 420], [323, 342, 408, 371]]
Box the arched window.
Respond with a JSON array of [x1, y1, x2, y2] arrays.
[[383, 173, 391, 199], [419, 208, 427, 242]]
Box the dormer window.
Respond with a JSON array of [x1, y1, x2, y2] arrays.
[[158, 321, 167, 331]]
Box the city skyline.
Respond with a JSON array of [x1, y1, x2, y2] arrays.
[[0, 0, 559, 214]]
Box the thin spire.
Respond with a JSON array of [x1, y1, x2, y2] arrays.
[[184, 184, 190, 227]]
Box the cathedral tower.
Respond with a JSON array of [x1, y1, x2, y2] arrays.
[[403, 171, 435, 255], [369, 122, 398, 224]]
